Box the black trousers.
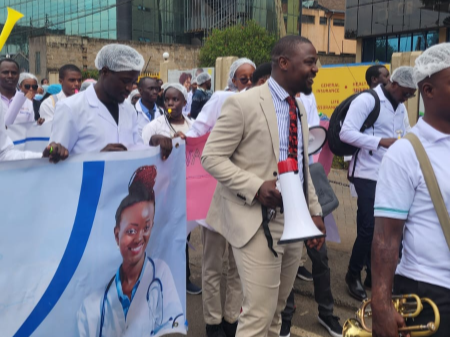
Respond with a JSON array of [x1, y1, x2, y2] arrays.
[[394, 275, 450, 337], [186, 233, 191, 282], [281, 242, 335, 322], [348, 178, 377, 276]]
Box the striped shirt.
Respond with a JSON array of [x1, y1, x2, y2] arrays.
[[268, 77, 304, 183]]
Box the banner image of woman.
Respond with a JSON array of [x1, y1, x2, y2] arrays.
[[76, 165, 185, 337]]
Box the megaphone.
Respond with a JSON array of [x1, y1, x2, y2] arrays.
[[278, 158, 325, 244], [308, 125, 327, 155]]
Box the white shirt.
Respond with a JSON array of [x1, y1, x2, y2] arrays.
[[39, 90, 67, 121], [135, 98, 163, 137], [50, 84, 145, 154], [299, 92, 320, 164], [374, 119, 450, 289], [0, 101, 42, 161], [340, 84, 409, 181], [186, 91, 235, 137], [142, 114, 193, 146], [3, 91, 35, 125], [182, 91, 193, 116]]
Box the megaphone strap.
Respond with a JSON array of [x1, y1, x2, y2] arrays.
[[261, 205, 278, 258]]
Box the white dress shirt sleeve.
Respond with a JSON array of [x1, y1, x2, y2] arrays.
[[374, 140, 416, 219], [186, 92, 221, 137], [340, 93, 382, 151]]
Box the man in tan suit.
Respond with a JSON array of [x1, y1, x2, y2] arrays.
[[202, 36, 325, 337]]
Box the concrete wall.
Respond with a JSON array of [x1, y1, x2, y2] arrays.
[[29, 35, 201, 81], [301, 9, 356, 56]]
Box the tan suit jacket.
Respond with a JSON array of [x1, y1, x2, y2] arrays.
[[201, 82, 322, 248]]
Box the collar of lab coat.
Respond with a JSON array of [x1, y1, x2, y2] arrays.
[[85, 83, 118, 127]]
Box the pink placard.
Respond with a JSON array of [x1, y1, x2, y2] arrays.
[[186, 133, 217, 221], [312, 120, 334, 176]]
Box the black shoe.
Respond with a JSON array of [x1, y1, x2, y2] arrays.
[[364, 274, 372, 289], [222, 318, 237, 337], [206, 324, 226, 337], [345, 271, 367, 301], [187, 280, 202, 295], [296, 266, 313, 281], [280, 320, 291, 337], [318, 315, 343, 337]]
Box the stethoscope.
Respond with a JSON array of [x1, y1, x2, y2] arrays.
[[98, 256, 182, 337]]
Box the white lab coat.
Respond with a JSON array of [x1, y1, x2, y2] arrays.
[[77, 257, 184, 337], [0, 100, 42, 161], [135, 98, 163, 138], [3, 91, 35, 125], [50, 84, 145, 154], [186, 90, 235, 137], [182, 91, 193, 117], [39, 90, 67, 121]]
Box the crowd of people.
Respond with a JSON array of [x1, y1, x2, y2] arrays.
[[1, 35, 449, 337]]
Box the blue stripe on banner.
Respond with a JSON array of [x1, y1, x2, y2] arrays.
[[13, 161, 105, 337], [13, 137, 50, 145]]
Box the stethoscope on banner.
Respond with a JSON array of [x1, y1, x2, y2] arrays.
[[99, 256, 161, 337]]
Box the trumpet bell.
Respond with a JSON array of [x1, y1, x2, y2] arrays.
[[0, 7, 24, 52]]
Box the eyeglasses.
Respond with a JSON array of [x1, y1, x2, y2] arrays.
[[24, 84, 38, 90], [236, 76, 252, 85]]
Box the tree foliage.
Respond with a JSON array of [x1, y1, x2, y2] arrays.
[[82, 69, 99, 80], [199, 20, 277, 67]]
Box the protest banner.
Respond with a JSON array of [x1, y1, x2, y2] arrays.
[[185, 133, 217, 222], [0, 146, 187, 337], [6, 121, 51, 152]]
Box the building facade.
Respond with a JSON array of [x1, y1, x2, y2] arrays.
[[345, 0, 449, 62], [282, 0, 356, 55], [1, 0, 279, 59]]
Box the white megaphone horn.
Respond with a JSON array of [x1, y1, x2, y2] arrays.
[[278, 158, 325, 244], [308, 125, 327, 155]]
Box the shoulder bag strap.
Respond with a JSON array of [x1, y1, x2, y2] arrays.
[[404, 133, 450, 250]]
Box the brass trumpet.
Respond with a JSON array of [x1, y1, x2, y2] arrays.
[[343, 294, 440, 337], [0, 7, 24, 52]]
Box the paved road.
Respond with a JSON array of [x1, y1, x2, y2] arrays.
[[168, 169, 364, 336]]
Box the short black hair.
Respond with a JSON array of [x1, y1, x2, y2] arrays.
[[365, 65, 387, 87], [138, 76, 158, 88], [41, 78, 48, 85], [59, 64, 81, 79], [271, 35, 312, 64], [252, 62, 272, 84], [0, 58, 19, 71]]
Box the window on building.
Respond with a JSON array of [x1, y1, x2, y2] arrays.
[[301, 15, 315, 24], [320, 17, 327, 25], [333, 18, 345, 26], [35, 52, 41, 75]]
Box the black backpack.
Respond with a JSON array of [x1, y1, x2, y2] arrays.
[[327, 90, 381, 156]]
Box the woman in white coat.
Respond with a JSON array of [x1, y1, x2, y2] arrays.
[[77, 166, 184, 337]]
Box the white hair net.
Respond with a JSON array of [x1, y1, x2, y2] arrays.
[[164, 83, 188, 101], [229, 58, 256, 80], [95, 44, 145, 72], [191, 77, 198, 85], [80, 79, 97, 91], [129, 88, 140, 100], [197, 72, 211, 85], [227, 77, 237, 92], [390, 66, 417, 89], [414, 43, 450, 84], [18, 72, 38, 86]]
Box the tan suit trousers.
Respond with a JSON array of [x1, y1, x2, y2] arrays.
[[202, 226, 243, 325], [232, 218, 303, 337]]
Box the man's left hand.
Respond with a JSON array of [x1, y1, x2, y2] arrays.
[[306, 216, 326, 250]]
